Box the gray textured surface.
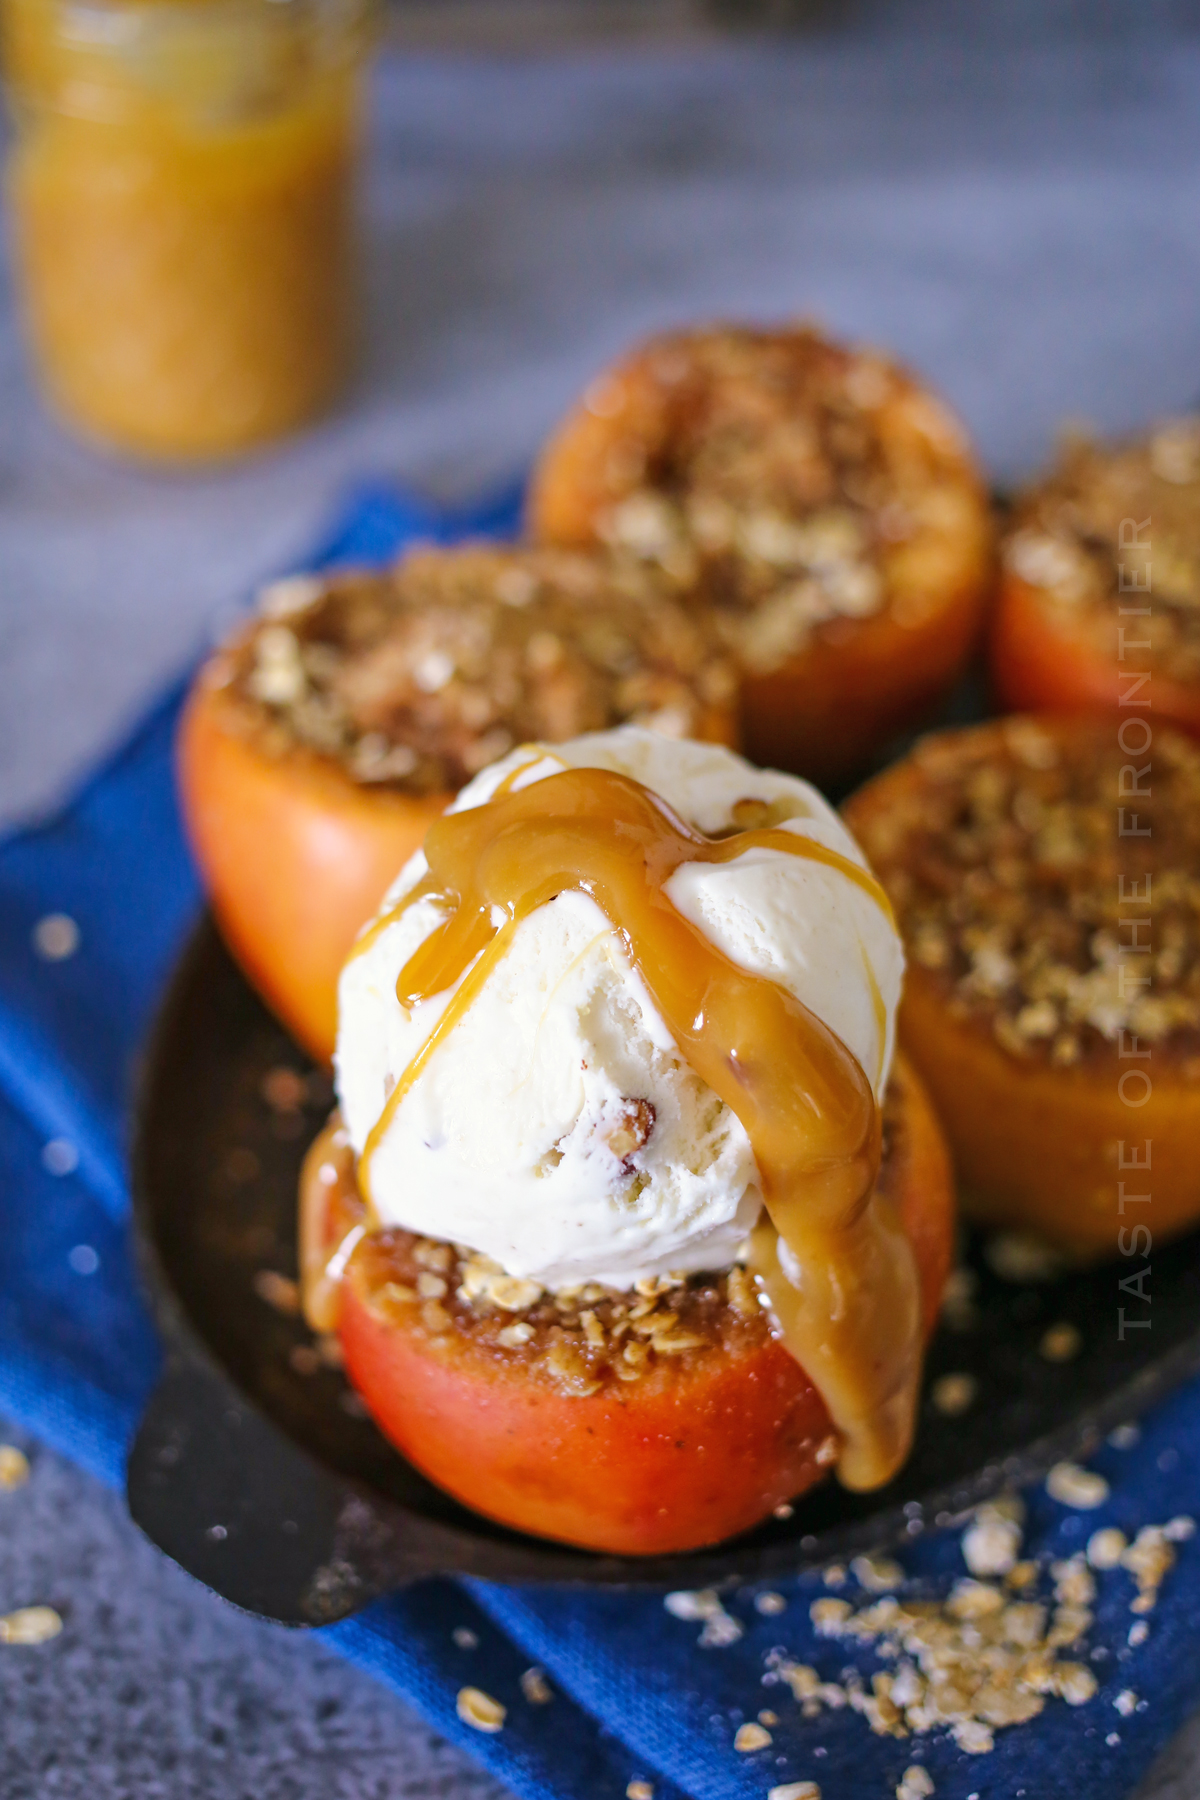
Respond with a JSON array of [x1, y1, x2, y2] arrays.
[[0, 1420, 511, 1800], [4, 6, 1200, 1795]]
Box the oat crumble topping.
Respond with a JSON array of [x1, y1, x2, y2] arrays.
[[851, 718, 1200, 1067], [350, 1231, 772, 1398], [223, 544, 735, 794], [1003, 418, 1200, 682], [585, 327, 980, 673]]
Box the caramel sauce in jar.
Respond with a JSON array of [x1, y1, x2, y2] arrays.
[[345, 765, 920, 1491], [2, 0, 365, 458]]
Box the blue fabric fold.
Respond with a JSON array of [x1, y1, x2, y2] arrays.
[[2, 482, 1197, 1800]]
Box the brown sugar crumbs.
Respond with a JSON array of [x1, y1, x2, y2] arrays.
[[1003, 417, 1200, 682], [220, 544, 735, 795], [585, 326, 983, 673], [851, 718, 1200, 1068]]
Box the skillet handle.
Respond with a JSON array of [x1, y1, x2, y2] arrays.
[[126, 1354, 406, 1625]]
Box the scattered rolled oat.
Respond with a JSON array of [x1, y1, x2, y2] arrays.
[[261, 1066, 308, 1112], [931, 1373, 977, 1417], [735, 1722, 773, 1752], [793, 1487, 1133, 1754], [1165, 1515, 1196, 1542], [758, 1709, 779, 1726], [1046, 1462, 1109, 1510], [1087, 1528, 1128, 1571], [456, 1687, 506, 1733], [1108, 1423, 1141, 1450], [962, 1507, 1022, 1577], [1122, 1524, 1176, 1611], [665, 1588, 719, 1620], [452, 1627, 478, 1650], [985, 1234, 1065, 1284], [754, 1591, 787, 1616], [1114, 1690, 1138, 1717], [252, 1269, 301, 1315], [1040, 1323, 1082, 1363], [810, 1597, 853, 1635], [851, 1554, 904, 1593], [897, 1766, 934, 1800], [32, 913, 80, 961], [520, 1666, 553, 1705], [952, 1719, 993, 1755], [0, 1446, 30, 1491], [768, 1784, 820, 1800], [626, 1783, 654, 1800], [664, 1588, 743, 1646], [0, 1606, 62, 1645], [1128, 1621, 1150, 1648], [1056, 1664, 1098, 1706]]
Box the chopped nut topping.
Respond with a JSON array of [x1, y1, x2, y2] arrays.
[[603, 1097, 656, 1161], [1003, 418, 1200, 683], [851, 719, 1200, 1066], [225, 544, 735, 794]]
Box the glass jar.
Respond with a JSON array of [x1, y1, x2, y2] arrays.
[[2, 0, 369, 459]]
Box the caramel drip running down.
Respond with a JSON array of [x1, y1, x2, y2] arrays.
[[353, 766, 919, 1491]]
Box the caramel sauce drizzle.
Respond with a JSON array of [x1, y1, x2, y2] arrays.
[[348, 765, 917, 1490]]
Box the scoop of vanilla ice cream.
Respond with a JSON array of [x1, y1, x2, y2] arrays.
[[335, 728, 903, 1290]]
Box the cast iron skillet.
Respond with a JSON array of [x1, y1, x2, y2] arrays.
[[129, 916, 1200, 1626]]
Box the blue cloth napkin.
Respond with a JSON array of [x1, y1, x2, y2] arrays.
[[2, 484, 1198, 1800]]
